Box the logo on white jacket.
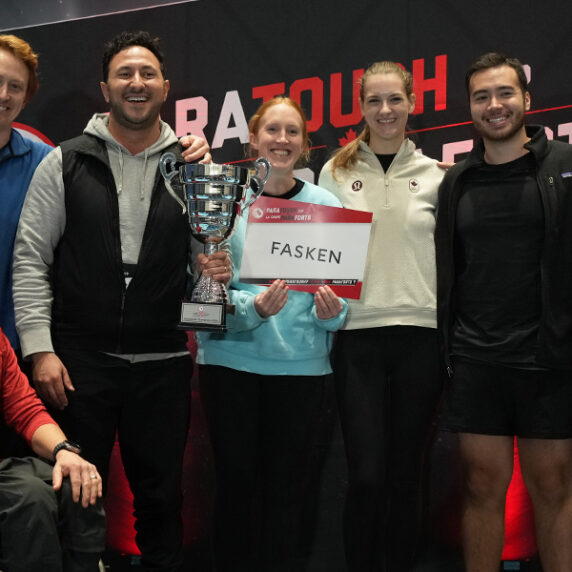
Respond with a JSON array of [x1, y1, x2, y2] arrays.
[[409, 178, 420, 193], [351, 180, 363, 192]]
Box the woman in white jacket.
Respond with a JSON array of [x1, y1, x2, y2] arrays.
[[318, 61, 445, 572]]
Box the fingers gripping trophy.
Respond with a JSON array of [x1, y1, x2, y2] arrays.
[[160, 155, 271, 331]]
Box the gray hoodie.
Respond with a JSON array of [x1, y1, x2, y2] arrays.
[[13, 113, 180, 357], [85, 113, 179, 274]]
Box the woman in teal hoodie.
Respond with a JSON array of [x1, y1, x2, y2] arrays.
[[196, 96, 347, 572]]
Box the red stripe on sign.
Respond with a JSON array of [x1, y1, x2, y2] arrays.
[[248, 196, 372, 224], [239, 279, 363, 300]]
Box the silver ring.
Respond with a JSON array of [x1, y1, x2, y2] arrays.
[[90, 474, 97, 480]]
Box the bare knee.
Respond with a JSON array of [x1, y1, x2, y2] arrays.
[[464, 463, 512, 510], [519, 438, 572, 508], [525, 467, 572, 507], [459, 434, 514, 509]]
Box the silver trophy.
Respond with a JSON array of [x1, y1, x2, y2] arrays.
[[159, 154, 271, 331]]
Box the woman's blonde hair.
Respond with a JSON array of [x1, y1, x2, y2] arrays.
[[330, 61, 413, 176]]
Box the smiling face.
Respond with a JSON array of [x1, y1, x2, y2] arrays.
[[469, 64, 530, 144], [249, 102, 307, 176], [0, 47, 29, 140], [360, 72, 415, 154], [100, 45, 169, 134]]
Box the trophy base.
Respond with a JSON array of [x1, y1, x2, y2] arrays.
[[177, 301, 230, 332]]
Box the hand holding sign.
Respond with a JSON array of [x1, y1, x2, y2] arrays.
[[315, 285, 344, 320], [254, 279, 289, 318]]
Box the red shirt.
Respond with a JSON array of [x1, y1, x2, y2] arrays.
[[0, 329, 55, 444]]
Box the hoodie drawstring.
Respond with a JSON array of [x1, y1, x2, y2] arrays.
[[116, 146, 124, 196], [141, 149, 149, 201]]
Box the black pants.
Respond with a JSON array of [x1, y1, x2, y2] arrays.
[[54, 350, 192, 572], [333, 326, 443, 572], [200, 365, 325, 572], [0, 457, 105, 572]]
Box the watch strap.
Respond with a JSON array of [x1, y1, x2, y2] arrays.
[[53, 440, 82, 459]]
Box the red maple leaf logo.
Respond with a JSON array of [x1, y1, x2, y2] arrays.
[[338, 128, 357, 147]]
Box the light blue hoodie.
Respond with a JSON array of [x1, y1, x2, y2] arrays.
[[196, 180, 348, 376]]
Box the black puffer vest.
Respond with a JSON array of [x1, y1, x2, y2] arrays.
[[52, 134, 189, 353]]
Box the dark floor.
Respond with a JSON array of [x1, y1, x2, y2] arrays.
[[101, 550, 542, 572], [99, 378, 542, 572]]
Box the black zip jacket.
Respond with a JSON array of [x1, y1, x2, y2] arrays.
[[52, 134, 190, 353], [435, 125, 572, 372]]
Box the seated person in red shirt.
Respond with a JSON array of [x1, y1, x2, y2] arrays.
[[0, 328, 105, 572]]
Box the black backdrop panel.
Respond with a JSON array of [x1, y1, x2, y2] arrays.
[[10, 0, 572, 179]]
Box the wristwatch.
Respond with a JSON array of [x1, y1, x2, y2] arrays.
[[53, 440, 82, 459]]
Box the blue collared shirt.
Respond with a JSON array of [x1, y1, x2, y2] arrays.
[[0, 129, 52, 349]]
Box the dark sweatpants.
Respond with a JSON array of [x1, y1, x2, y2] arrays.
[[199, 365, 325, 572], [53, 350, 192, 572], [333, 326, 443, 572], [0, 456, 105, 572]]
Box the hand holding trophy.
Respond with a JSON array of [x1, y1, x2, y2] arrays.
[[160, 154, 271, 331]]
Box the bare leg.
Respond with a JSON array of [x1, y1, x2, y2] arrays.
[[518, 438, 572, 572], [458, 433, 514, 572]]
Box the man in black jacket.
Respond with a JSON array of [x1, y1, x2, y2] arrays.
[[13, 31, 228, 571], [435, 52, 572, 572]]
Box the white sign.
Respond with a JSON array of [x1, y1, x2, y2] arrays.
[[240, 196, 372, 299]]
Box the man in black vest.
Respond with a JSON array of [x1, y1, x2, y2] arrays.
[[13, 31, 228, 571], [436, 53, 572, 571]]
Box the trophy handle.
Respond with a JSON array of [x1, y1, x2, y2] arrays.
[[243, 157, 271, 210], [159, 152, 187, 214]]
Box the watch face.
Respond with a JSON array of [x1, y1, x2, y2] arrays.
[[65, 441, 81, 454], [54, 440, 82, 457]]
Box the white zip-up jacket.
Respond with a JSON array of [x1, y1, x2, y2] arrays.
[[318, 139, 444, 330]]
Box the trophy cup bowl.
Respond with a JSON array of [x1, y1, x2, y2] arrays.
[[159, 155, 271, 331]]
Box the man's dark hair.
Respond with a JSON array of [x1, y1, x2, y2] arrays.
[[102, 30, 166, 81], [465, 52, 528, 97]]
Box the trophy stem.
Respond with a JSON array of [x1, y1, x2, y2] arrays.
[[203, 241, 219, 256]]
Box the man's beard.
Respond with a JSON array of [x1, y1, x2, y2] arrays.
[[473, 109, 526, 143]]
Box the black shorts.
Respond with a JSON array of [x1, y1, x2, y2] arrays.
[[442, 358, 572, 438]]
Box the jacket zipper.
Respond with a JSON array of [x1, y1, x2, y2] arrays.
[[535, 171, 554, 358], [106, 167, 127, 353], [384, 175, 390, 207]]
